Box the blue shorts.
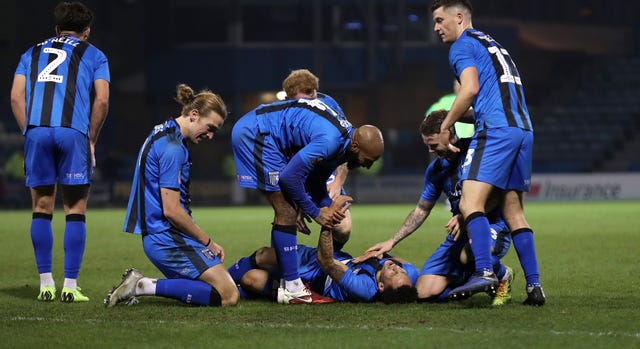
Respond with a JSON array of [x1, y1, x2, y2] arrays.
[[232, 112, 285, 192], [420, 222, 511, 276], [142, 230, 222, 279], [24, 127, 91, 187], [460, 127, 533, 191]]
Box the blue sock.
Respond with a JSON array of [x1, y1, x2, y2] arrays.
[[271, 225, 299, 281], [31, 213, 54, 274], [156, 279, 221, 306], [64, 214, 86, 279], [492, 256, 506, 280], [512, 228, 541, 285], [466, 213, 493, 274], [228, 254, 255, 284]]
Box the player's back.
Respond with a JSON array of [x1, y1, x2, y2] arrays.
[[17, 35, 110, 136], [254, 98, 352, 157], [451, 29, 532, 131]]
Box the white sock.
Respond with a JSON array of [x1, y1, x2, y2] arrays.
[[138, 278, 157, 296], [63, 278, 77, 290], [285, 278, 305, 293], [40, 273, 55, 288]]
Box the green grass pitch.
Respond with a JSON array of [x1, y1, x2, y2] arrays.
[[1, 201, 639, 348]]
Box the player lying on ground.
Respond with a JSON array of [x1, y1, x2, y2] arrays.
[[357, 110, 514, 305], [228, 197, 419, 304]]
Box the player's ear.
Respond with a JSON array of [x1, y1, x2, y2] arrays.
[[83, 27, 91, 40], [189, 109, 199, 122], [378, 281, 385, 292]]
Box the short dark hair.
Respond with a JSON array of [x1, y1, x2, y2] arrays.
[[378, 285, 418, 304], [420, 109, 448, 136], [430, 0, 473, 14], [54, 2, 94, 33]]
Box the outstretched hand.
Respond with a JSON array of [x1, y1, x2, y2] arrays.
[[353, 239, 393, 263]]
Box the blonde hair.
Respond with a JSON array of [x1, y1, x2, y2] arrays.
[[175, 83, 228, 119], [282, 69, 319, 98]]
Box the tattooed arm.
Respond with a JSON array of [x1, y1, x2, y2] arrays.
[[353, 199, 436, 262], [317, 226, 348, 282]]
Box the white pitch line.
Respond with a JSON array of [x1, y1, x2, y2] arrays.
[[5, 316, 640, 339]]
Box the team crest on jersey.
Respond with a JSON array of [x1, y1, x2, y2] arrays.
[[201, 248, 216, 260], [268, 171, 280, 186]]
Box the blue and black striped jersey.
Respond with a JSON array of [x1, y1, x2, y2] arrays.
[[449, 29, 532, 131], [123, 119, 191, 235], [15, 35, 110, 136]]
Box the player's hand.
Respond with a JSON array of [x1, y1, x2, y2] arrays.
[[296, 209, 312, 235], [439, 128, 460, 153], [207, 241, 225, 262], [315, 195, 352, 227], [353, 239, 393, 263], [445, 214, 464, 241]]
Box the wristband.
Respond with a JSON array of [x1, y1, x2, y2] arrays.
[[205, 238, 211, 247]]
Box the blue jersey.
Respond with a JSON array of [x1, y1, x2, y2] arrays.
[[449, 29, 531, 131], [15, 35, 110, 137], [316, 92, 345, 117], [420, 139, 471, 213], [327, 256, 418, 302], [232, 98, 353, 217], [123, 119, 191, 235]]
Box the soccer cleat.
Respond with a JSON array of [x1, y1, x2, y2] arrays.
[[492, 266, 514, 306], [448, 271, 499, 301], [523, 284, 546, 306], [277, 286, 334, 304], [104, 268, 144, 308], [307, 289, 334, 304], [37, 286, 56, 302], [61, 287, 89, 303]]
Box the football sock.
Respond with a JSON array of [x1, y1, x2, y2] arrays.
[[63, 214, 86, 279], [271, 224, 301, 289], [39, 272, 55, 288], [228, 252, 257, 284], [465, 212, 493, 274], [31, 213, 54, 274], [512, 228, 541, 285], [156, 279, 222, 306], [63, 278, 77, 290]]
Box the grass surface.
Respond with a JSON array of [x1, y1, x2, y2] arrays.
[[1, 201, 639, 348]]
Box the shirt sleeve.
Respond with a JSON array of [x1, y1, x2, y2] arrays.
[[14, 50, 31, 76], [420, 160, 444, 202], [158, 141, 186, 190], [279, 153, 321, 218], [279, 135, 342, 218], [449, 38, 477, 77], [93, 48, 111, 82], [339, 269, 378, 302]]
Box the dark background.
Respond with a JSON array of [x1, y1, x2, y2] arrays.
[[1, 0, 639, 207]]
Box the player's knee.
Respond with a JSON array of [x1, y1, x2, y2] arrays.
[[254, 247, 277, 270], [240, 269, 268, 294], [220, 286, 240, 306]]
